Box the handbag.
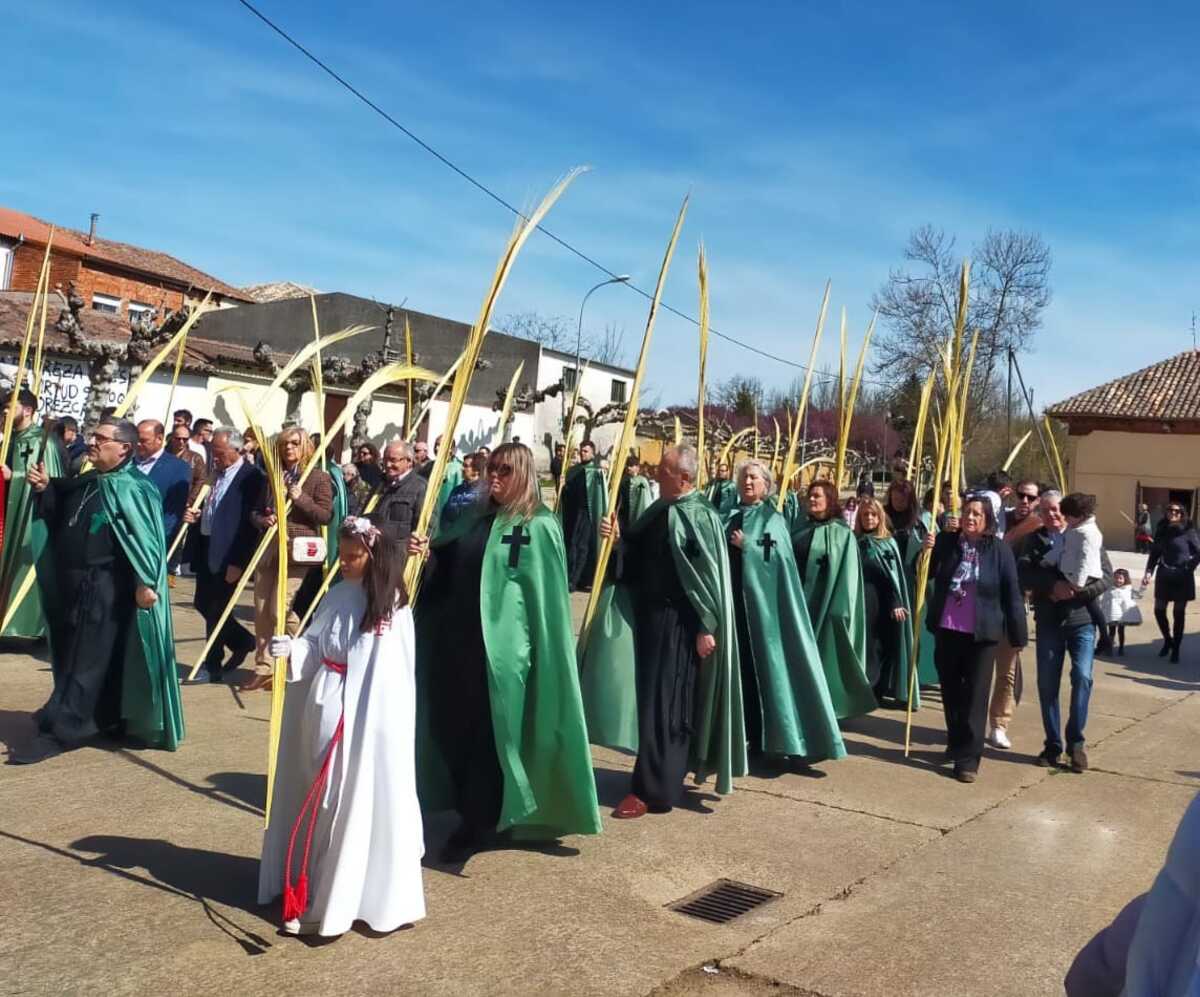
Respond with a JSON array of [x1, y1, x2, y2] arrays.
[[291, 535, 327, 564]]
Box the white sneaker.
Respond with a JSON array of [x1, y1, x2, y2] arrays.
[[987, 727, 1012, 750]]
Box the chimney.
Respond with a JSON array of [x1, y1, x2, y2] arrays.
[[87, 213, 99, 245]]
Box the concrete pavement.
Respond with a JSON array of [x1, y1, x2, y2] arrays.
[[1, 553, 1196, 996]]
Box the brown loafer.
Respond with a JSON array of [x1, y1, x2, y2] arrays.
[[238, 672, 273, 693], [613, 793, 648, 819]]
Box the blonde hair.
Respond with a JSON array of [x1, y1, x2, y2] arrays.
[[490, 442, 541, 521], [854, 496, 892, 539], [275, 426, 315, 467]]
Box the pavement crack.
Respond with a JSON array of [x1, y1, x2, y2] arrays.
[[736, 784, 945, 833]]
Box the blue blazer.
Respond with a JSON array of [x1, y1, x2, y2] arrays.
[[143, 451, 192, 539], [201, 461, 264, 576]]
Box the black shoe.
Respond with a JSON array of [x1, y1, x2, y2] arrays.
[[1171, 640, 1182, 664], [9, 734, 67, 765], [1069, 744, 1089, 773], [1097, 641, 1114, 656], [1036, 748, 1062, 768], [439, 822, 490, 864], [1159, 641, 1172, 658], [953, 763, 977, 784]]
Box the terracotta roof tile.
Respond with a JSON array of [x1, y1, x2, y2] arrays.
[[0, 206, 253, 302], [1047, 350, 1200, 422]]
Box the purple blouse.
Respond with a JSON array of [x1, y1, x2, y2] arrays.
[[940, 577, 978, 634]]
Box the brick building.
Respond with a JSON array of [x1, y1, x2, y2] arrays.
[[0, 206, 252, 320]]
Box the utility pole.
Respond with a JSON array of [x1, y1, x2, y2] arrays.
[[1006, 348, 1013, 452]]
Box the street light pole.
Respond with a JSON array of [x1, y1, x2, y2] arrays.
[[568, 275, 631, 425]]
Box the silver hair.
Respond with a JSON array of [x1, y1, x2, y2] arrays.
[[384, 439, 413, 460], [1040, 489, 1063, 505], [735, 458, 775, 494], [666, 444, 699, 481], [99, 417, 137, 446], [211, 427, 244, 450]]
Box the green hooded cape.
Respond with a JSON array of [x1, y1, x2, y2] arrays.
[[705, 479, 737, 515], [780, 491, 807, 532], [578, 489, 748, 795], [326, 462, 349, 573], [416, 503, 601, 838], [725, 500, 846, 761], [790, 517, 875, 719], [1, 422, 65, 639], [96, 462, 185, 749], [620, 473, 653, 527], [891, 520, 937, 688], [859, 534, 917, 706]]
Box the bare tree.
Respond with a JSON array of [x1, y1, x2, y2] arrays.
[[589, 322, 626, 366], [494, 312, 575, 352], [713, 375, 765, 417], [870, 225, 1051, 422]]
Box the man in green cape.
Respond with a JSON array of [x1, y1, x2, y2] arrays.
[[617, 454, 653, 534], [790, 480, 876, 719], [0, 389, 66, 640], [12, 417, 183, 763], [561, 439, 608, 591], [724, 464, 845, 764], [579, 444, 746, 818], [413, 441, 600, 861], [705, 460, 736, 514]]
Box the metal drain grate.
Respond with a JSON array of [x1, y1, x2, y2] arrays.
[[669, 879, 781, 924]]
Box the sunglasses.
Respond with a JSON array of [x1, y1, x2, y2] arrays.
[[1017, 492, 1038, 501], [487, 463, 514, 478], [1169, 507, 1185, 515]]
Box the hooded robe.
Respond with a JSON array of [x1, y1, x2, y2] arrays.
[[578, 488, 747, 798], [858, 534, 917, 706], [416, 503, 600, 838], [725, 500, 845, 761], [618, 472, 653, 534], [705, 478, 737, 515], [1, 422, 65, 639], [790, 516, 875, 719]]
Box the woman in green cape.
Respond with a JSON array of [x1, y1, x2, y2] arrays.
[[853, 495, 915, 708], [725, 460, 845, 764], [789, 479, 876, 719], [886, 478, 937, 689], [409, 442, 600, 863]]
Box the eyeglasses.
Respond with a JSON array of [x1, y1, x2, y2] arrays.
[[1017, 492, 1038, 502], [487, 463, 514, 478], [90, 432, 118, 445], [1169, 507, 1185, 515]]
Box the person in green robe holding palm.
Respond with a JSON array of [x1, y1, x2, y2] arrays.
[[617, 454, 653, 534], [0, 388, 66, 641], [884, 478, 935, 691], [725, 459, 845, 765], [853, 495, 916, 708], [561, 439, 608, 591], [705, 459, 736, 514], [12, 417, 182, 763], [408, 442, 600, 863], [790, 479, 876, 719]]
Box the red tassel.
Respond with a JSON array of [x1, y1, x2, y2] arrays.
[[282, 874, 308, 922]]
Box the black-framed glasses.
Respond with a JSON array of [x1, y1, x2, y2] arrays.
[[488, 463, 514, 478], [1017, 492, 1038, 502]]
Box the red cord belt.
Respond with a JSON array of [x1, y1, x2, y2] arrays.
[[282, 657, 346, 923]]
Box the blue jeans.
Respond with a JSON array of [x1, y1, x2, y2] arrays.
[[1036, 620, 1095, 753]]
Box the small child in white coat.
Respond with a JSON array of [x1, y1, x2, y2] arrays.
[[1099, 568, 1142, 655], [1045, 493, 1104, 588]]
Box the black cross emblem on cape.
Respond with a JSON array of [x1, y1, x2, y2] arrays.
[[502, 524, 531, 568], [758, 533, 777, 563], [19, 441, 33, 465]]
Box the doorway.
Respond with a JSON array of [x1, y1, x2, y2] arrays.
[[1136, 482, 1197, 532]]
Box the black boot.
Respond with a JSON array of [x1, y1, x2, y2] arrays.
[[1171, 636, 1182, 664], [1159, 639, 1173, 658]]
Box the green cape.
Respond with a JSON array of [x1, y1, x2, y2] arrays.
[[1, 422, 65, 639], [433, 457, 463, 528], [780, 491, 808, 532], [859, 534, 917, 705], [563, 458, 608, 525], [726, 500, 845, 761], [326, 463, 348, 572], [416, 503, 601, 837], [578, 489, 748, 795], [790, 517, 876, 719], [705, 479, 737, 515], [892, 521, 937, 689], [621, 473, 653, 525], [96, 462, 185, 749]]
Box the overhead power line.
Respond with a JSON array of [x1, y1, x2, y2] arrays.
[[235, 0, 887, 387]]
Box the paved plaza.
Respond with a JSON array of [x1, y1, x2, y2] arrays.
[[1, 552, 1196, 996]]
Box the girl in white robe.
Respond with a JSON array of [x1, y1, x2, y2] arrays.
[[258, 517, 425, 937]]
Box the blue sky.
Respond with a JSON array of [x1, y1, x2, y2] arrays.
[[6, 1, 1200, 407]]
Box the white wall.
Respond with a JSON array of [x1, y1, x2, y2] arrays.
[[535, 351, 632, 463]]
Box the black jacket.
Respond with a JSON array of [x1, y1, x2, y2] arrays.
[[925, 531, 1027, 647], [1018, 527, 1113, 628], [197, 461, 264, 574], [370, 470, 427, 547]]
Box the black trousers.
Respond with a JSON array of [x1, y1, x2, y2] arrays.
[[934, 628, 997, 773], [193, 537, 255, 672], [39, 565, 132, 745], [631, 600, 698, 809]]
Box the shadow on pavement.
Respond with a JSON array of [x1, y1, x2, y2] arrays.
[[115, 750, 265, 817], [0, 708, 35, 753], [840, 712, 1042, 769], [0, 828, 273, 956]]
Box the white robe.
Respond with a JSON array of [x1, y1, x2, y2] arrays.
[[258, 580, 426, 936]]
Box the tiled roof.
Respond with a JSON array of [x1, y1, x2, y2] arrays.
[[240, 281, 319, 303], [0, 207, 253, 302], [0, 291, 256, 377], [1047, 350, 1200, 421]]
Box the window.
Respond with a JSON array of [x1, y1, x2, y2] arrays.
[[92, 293, 120, 314], [611, 378, 627, 404], [0, 239, 14, 290], [562, 367, 578, 391], [128, 300, 155, 319]]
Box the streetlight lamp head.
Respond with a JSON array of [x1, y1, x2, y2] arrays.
[[614, 274, 631, 282]]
